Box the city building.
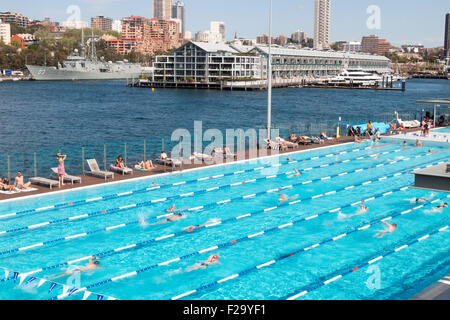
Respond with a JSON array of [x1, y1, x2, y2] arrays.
[[0, 20, 11, 45], [30, 18, 62, 33], [210, 21, 225, 42], [445, 12, 450, 58], [184, 30, 192, 40], [256, 34, 271, 45], [275, 35, 288, 46], [291, 29, 307, 44], [0, 11, 31, 28], [106, 16, 181, 55], [153, 41, 391, 85], [401, 44, 424, 54], [153, 42, 262, 84], [10, 33, 37, 48], [342, 41, 362, 52], [362, 35, 391, 56], [62, 20, 89, 29], [91, 15, 113, 31], [112, 20, 122, 34], [153, 0, 172, 20], [172, 1, 185, 37], [313, 0, 331, 49]]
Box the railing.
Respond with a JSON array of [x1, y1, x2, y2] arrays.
[[1, 107, 448, 183]]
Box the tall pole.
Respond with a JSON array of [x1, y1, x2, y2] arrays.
[[267, 0, 273, 140]]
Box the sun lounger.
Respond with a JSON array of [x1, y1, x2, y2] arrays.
[[397, 119, 421, 129], [155, 158, 182, 168], [29, 177, 60, 189], [50, 168, 82, 184], [86, 159, 114, 180], [110, 165, 133, 175]]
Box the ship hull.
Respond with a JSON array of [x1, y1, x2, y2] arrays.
[[26, 65, 143, 81]]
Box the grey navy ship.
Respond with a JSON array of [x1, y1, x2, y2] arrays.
[[27, 31, 143, 81]]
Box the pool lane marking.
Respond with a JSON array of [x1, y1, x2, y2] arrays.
[[0, 142, 401, 220], [36, 187, 448, 293], [4, 154, 448, 258], [0, 265, 116, 301], [23, 182, 411, 276], [1, 148, 441, 238], [169, 196, 449, 300], [285, 224, 450, 300]]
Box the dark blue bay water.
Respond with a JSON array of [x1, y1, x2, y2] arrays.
[[0, 78, 448, 177]]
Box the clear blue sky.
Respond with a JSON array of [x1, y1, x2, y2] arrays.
[[1, 0, 448, 47]]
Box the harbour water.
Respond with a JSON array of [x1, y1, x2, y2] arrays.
[[0, 78, 449, 153]]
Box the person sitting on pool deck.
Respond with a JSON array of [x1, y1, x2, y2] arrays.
[[187, 255, 221, 272], [115, 155, 125, 169], [14, 172, 31, 190], [373, 221, 397, 238], [49, 257, 101, 279]]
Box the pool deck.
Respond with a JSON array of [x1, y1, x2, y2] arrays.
[[1, 126, 447, 203], [411, 275, 450, 300], [0, 136, 357, 202]]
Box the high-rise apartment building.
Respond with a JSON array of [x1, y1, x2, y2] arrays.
[[91, 15, 113, 31], [444, 12, 450, 58], [0, 11, 31, 28], [172, 1, 185, 37], [291, 29, 307, 44], [361, 35, 390, 56], [153, 0, 172, 20], [0, 20, 11, 45], [313, 0, 331, 49], [210, 21, 225, 42]]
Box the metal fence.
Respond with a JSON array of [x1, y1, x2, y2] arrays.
[[1, 106, 448, 182]]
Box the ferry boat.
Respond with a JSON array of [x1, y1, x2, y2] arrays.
[[328, 69, 383, 86]]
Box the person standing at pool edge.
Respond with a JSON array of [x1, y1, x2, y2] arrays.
[[56, 153, 67, 186]]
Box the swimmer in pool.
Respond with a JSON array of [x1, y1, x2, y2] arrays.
[[373, 221, 397, 238], [183, 219, 219, 232], [338, 205, 369, 219], [152, 213, 184, 225], [408, 193, 435, 204], [278, 193, 299, 204], [433, 203, 448, 211], [152, 182, 165, 186], [402, 141, 407, 146], [186, 254, 221, 272], [167, 204, 176, 212], [49, 257, 101, 279], [372, 153, 381, 160], [288, 169, 302, 178]]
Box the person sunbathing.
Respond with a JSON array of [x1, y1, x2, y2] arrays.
[[1, 178, 15, 192], [135, 160, 155, 170], [14, 172, 31, 190], [192, 152, 212, 161], [159, 151, 173, 162]]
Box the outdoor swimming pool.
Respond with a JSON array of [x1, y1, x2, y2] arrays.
[[0, 139, 449, 300]]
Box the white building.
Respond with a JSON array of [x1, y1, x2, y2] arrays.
[[62, 20, 89, 29], [153, 41, 392, 85], [195, 30, 223, 44], [314, 0, 331, 49], [0, 20, 11, 45], [291, 29, 307, 44], [112, 20, 122, 34], [342, 41, 362, 52], [210, 21, 225, 42]]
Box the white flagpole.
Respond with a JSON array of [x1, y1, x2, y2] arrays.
[[267, 0, 273, 139]]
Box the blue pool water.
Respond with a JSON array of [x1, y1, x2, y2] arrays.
[[0, 139, 449, 300], [436, 127, 450, 133]]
